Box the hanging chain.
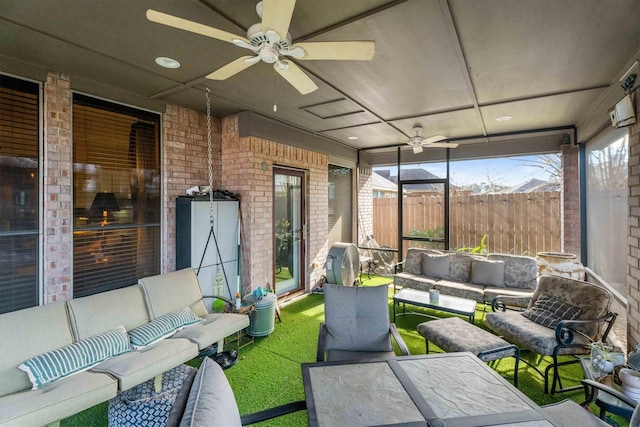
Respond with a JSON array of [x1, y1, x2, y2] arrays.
[[206, 87, 214, 227]]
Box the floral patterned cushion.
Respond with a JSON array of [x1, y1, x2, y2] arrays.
[[530, 275, 612, 338], [447, 252, 477, 282], [485, 310, 590, 356], [487, 253, 538, 290], [394, 272, 437, 292]]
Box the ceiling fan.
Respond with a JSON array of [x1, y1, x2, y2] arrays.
[[146, 0, 376, 95], [401, 126, 459, 154]]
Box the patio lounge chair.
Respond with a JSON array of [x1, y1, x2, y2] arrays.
[[316, 283, 410, 361], [485, 274, 617, 394], [359, 234, 399, 276]]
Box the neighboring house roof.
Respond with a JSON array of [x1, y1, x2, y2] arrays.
[[505, 178, 561, 193], [385, 168, 443, 191], [372, 172, 398, 192]]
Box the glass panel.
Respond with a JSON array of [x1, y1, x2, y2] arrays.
[[73, 95, 160, 297], [402, 183, 446, 258], [274, 171, 303, 295], [327, 165, 352, 247], [0, 75, 39, 313], [586, 128, 628, 287]]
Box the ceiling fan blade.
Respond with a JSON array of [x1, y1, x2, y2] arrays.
[[422, 134, 448, 144], [273, 61, 318, 95], [262, 0, 296, 40], [294, 41, 375, 61], [206, 56, 258, 80], [425, 142, 459, 148], [146, 9, 249, 45]]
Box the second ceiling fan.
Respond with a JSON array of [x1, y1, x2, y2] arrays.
[[146, 0, 376, 95]]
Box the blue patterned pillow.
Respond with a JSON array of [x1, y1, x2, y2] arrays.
[[129, 307, 203, 349], [19, 325, 131, 390]]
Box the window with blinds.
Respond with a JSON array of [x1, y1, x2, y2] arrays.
[[73, 94, 160, 297], [0, 75, 40, 314]]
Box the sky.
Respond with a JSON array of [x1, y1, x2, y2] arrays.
[[375, 154, 559, 187]]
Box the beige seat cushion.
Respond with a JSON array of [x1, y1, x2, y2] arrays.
[[172, 313, 250, 350], [139, 268, 209, 319], [0, 371, 116, 427]]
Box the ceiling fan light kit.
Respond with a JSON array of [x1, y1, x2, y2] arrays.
[[146, 0, 376, 95]]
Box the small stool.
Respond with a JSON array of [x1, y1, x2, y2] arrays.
[[417, 316, 520, 386]]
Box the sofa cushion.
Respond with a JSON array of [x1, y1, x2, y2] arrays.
[[421, 253, 450, 279], [129, 307, 203, 349], [433, 279, 485, 303], [179, 358, 242, 427], [0, 371, 117, 427], [139, 268, 209, 319], [67, 285, 151, 340], [323, 284, 392, 352], [482, 286, 534, 308], [404, 248, 443, 275], [171, 313, 250, 351], [522, 293, 582, 329], [530, 275, 612, 338], [91, 337, 198, 391], [0, 302, 74, 397], [487, 253, 538, 289], [448, 252, 476, 282], [19, 326, 132, 390], [485, 310, 590, 356], [393, 272, 437, 292], [471, 259, 505, 287]]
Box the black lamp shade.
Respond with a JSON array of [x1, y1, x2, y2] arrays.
[[89, 192, 120, 221]]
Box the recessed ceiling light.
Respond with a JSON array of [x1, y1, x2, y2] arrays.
[[496, 115, 512, 122], [155, 57, 181, 69], [348, 136, 359, 140]]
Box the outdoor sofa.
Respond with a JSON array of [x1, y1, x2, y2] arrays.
[[393, 248, 539, 308], [0, 268, 249, 427]]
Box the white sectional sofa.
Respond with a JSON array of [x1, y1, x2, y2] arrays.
[[0, 268, 249, 427], [394, 248, 539, 307]]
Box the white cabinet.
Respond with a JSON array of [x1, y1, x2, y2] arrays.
[[176, 197, 239, 304]]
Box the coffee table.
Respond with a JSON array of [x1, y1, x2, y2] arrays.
[[393, 287, 477, 323]]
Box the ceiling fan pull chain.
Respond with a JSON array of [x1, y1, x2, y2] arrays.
[[206, 87, 215, 227]]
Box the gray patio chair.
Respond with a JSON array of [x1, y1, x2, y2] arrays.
[[316, 283, 410, 362], [485, 275, 617, 394]]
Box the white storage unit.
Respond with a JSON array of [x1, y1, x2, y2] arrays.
[[176, 197, 239, 306]]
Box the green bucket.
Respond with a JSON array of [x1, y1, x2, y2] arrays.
[[245, 293, 277, 337]]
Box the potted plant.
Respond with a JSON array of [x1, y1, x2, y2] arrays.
[[590, 341, 625, 375]]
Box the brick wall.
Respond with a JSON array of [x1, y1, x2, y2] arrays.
[[42, 71, 73, 303], [627, 87, 640, 350], [221, 116, 328, 295], [161, 104, 221, 272], [561, 145, 581, 257]]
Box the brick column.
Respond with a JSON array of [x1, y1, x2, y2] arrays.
[[43, 71, 73, 303], [627, 87, 640, 350], [561, 145, 581, 257], [162, 104, 221, 272]]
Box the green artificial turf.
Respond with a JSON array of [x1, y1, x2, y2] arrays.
[[63, 277, 628, 426]]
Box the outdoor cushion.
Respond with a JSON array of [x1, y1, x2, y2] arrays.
[[482, 286, 534, 307], [405, 248, 442, 275], [180, 357, 242, 427], [393, 272, 437, 292], [139, 268, 209, 319], [447, 252, 476, 282], [19, 326, 132, 390], [0, 301, 74, 397], [129, 307, 203, 349], [471, 259, 505, 287], [323, 284, 392, 352], [485, 310, 590, 356], [521, 293, 582, 329], [0, 370, 117, 427], [433, 279, 485, 303], [91, 337, 198, 391], [171, 312, 250, 350], [487, 253, 538, 289], [421, 253, 450, 279]]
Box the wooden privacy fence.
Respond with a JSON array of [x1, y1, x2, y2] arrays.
[[372, 191, 561, 256]]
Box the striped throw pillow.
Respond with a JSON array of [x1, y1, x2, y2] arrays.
[[19, 325, 132, 390], [128, 307, 203, 349]]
